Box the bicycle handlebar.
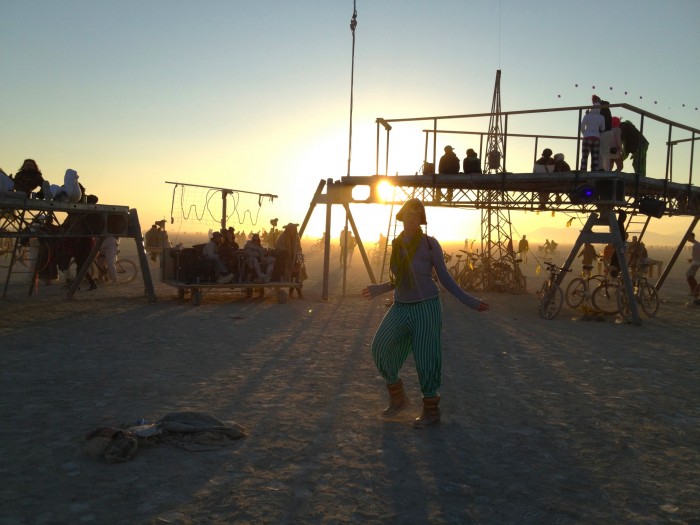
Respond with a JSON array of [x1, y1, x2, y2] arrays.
[[544, 262, 571, 273]]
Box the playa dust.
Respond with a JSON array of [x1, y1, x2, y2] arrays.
[[1, 243, 699, 524]]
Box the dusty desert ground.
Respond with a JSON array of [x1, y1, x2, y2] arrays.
[[1, 238, 699, 524]]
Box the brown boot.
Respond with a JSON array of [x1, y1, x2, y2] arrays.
[[382, 379, 409, 418], [413, 394, 441, 428]]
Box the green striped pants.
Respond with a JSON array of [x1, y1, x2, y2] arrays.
[[371, 296, 442, 397]]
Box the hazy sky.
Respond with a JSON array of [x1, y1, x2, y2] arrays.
[[2, 0, 699, 243]]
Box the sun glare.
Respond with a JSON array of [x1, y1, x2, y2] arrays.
[[376, 180, 396, 202]]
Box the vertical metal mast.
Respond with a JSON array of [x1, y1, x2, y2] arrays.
[[347, 1, 358, 179], [481, 70, 515, 288]]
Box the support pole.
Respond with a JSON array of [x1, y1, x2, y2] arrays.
[[656, 216, 698, 291], [343, 202, 376, 286], [130, 209, 156, 303], [322, 186, 333, 301]]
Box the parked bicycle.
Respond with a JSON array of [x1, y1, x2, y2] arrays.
[[497, 252, 527, 294], [0, 227, 52, 273], [589, 262, 622, 315], [565, 262, 605, 309], [91, 252, 138, 283], [537, 261, 570, 319], [616, 263, 660, 322]]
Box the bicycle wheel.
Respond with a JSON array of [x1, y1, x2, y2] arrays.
[[25, 241, 52, 274], [565, 277, 587, 308], [638, 283, 660, 317], [538, 283, 563, 320], [115, 259, 138, 283], [591, 282, 619, 314]]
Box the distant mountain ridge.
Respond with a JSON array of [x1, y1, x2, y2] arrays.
[[525, 227, 686, 247]]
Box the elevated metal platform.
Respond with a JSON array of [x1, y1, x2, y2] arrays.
[[337, 171, 700, 215], [0, 193, 155, 302]]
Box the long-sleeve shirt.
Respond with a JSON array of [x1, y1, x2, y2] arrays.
[[366, 235, 482, 309], [580, 109, 605, 139]]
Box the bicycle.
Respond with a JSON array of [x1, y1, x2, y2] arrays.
[[589, 263, 622, 315], [0, 226, 52, 273], [495, 251, 527, 294], [91, 252, 138, 283], [310, 237, 336, 255], [537, 261, 570, 319], [616, 264, 660, 322], [0, 237, 28, 268], [454, 250, 485, 291], [565, 262, 605, 309]]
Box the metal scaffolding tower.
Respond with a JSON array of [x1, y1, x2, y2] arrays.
[[480, 70, 516, 288]]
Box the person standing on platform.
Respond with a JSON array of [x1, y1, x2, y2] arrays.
[[594, 95, 613, 171], [580, 108, 605, 171], [620, 120, 649, 175], [362, 198, 489, 428]]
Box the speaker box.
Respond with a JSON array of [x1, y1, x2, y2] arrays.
[[639, 197, 666, 218], [594, 180, 625, 202]]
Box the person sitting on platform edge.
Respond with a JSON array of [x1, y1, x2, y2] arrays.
[[12, 159, 46, 197], [0, 167, 15, 193], [202, 232, 234, 284], [463, 148, 482, 174], [438, 145, 460, 174], [46, 169, 82, 203], [244, 233, 275, 283], [553, 153, 571, 172], [534, 148, 556, 209], [218, 227, 240, 277]]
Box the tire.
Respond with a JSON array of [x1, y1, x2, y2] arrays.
[[638, 283, 659, 317], [277, 289, 288, 303], [565, 278, 587, 308], [616, 285, 633, 323], [538, 283, 563, 320], [591, 282, 619, 314], [116, 259, 137, 283]]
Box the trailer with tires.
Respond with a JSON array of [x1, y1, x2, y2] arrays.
[[160, 247, 303, 305]]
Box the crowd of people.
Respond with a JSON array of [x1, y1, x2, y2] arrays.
[[1, 159, 96, 203], [0, 158, 117, 290], [193, 222, 307, 294]]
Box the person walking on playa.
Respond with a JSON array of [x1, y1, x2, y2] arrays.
[[362, 198, 489, 428]]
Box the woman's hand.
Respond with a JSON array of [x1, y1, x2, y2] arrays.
[[362, 286, 373, 301], [477, 301, 490, 312]]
